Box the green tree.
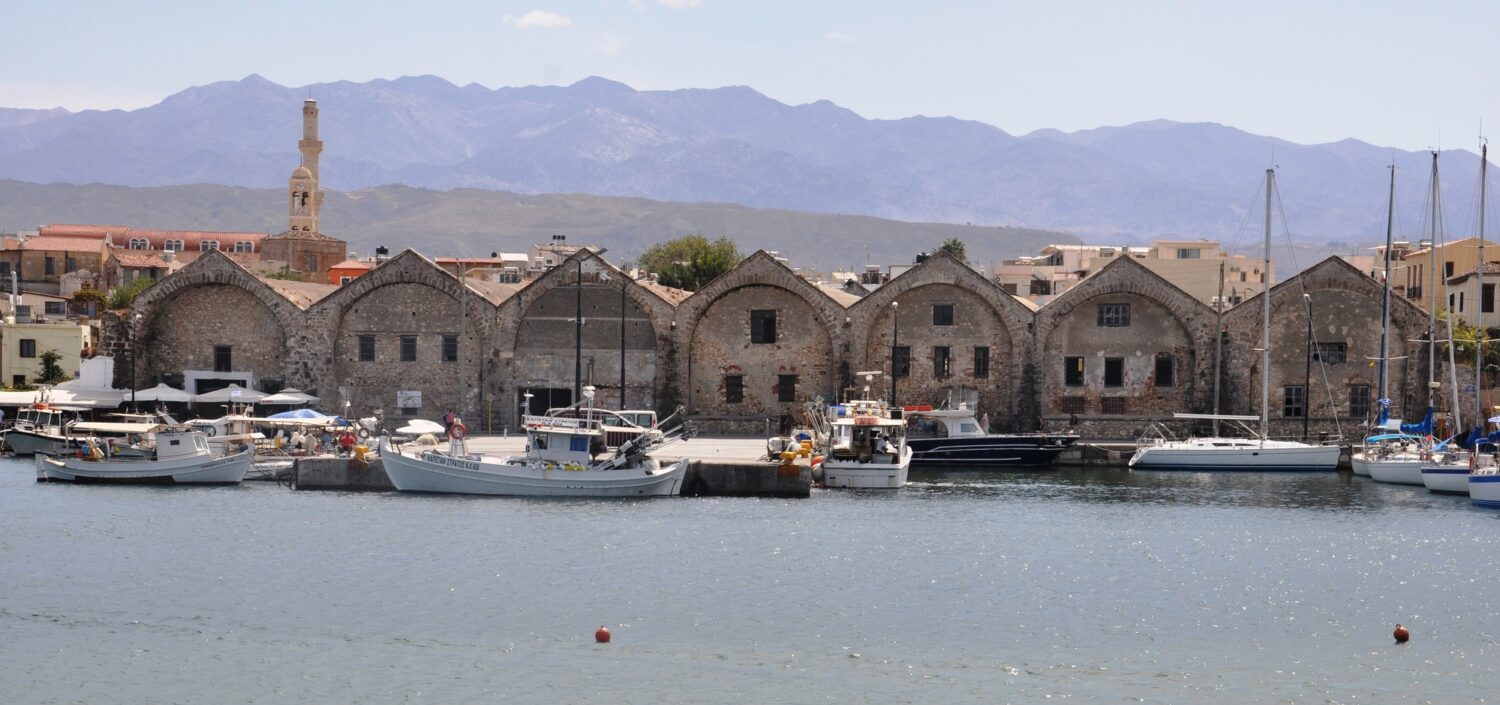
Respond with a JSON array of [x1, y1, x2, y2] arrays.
[[34, 349, 69, 385], [107, 277, 155, 309], [938, 237, 968, 263], [638, 235, 742, 291]]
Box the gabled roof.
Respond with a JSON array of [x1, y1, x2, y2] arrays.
[[637, 279, 692, 306], [328, 258, 375, 271], [267, 229, 342, 242], [464, 279, 523, 306], [258, 277, 339, 308]]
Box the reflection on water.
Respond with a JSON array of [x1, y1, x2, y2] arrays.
[[1, 459, 1495, 704]]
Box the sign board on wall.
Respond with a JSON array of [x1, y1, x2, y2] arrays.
[[396, 391, 422, 409]]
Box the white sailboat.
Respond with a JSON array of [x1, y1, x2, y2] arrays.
[[1130, 169, 1341, 471], [1355, 162, 1426, 481]]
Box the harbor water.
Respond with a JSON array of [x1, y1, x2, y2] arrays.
[[2, 459, 1496, 704]]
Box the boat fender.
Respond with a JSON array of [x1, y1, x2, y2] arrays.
[[449, 422, 466, 440]]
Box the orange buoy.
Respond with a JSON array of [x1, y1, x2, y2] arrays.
[[1393, 624, 1410, 643], [811, 455, 824, 467], [595, 625, 611, 643]]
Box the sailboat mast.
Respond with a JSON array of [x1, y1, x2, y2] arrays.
[[1261, 168, 1273, 445], [1429, 152, 1439, 409], [1378, 165, 1394, 419], [1477, 142, 1489, 433]]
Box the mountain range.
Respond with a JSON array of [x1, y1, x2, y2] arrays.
[[0, 74, 1491, 253]]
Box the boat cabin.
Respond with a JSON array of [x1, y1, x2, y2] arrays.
[[828, 413, 907, 464], [152, 431, 213, 460], [905, 407, 986, 439], [522, 414, 606, 465], [12, 405, 78, 434]]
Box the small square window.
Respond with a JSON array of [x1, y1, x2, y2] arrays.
[[725, 374, 744, 404], [1097, 303, 1131, 327], [1064, 357, 1084, 386], [213, 345, 232, 372], [442, 335, 458, 363], [932, 304, 954, 326], [1059, 396, 1086, 414], [18, 339, 37, 358], [1313, 342, 1347, 364], [43, 301, 66, 316], [400, 336, 417, 362], [1100, 397, 1127, 415], [751, 310, 777, 344], [778, 374, 797, 403], [358, 335, 375, 362]]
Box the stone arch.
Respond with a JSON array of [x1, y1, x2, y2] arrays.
[[674, 251, 849, 430], [1222, 256, 1430, 435], [1033, 256, 1216, 430], [845, 250, 1035, 427], [310, 250, 497, 422], [129, 250, 303, 393], [494, 250, 680, 424]]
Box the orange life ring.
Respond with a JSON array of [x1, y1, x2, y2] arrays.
[[450, 422, 467, 439]]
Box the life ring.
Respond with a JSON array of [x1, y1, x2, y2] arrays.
[[450, 422, 467, 440], [203, 426, 217, 437], [356, 427, 370, 440]]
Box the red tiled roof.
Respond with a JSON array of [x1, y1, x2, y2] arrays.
[[111, 252, 175, 268], [4, 236, 106, 253], [329, 258, 375, 270], [40, 224, 268, 252]]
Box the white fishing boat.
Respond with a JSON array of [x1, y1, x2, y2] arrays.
[[1470, 466, 1500, 507], [819, 399, 913, 489], [1130, 169, 1341, 472], [2, 397, 86, 456], [381, 389, 691, 497], [35, 428, 251, 485]]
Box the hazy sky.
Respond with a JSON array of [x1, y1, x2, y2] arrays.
[[2, 1, 1495, 151]]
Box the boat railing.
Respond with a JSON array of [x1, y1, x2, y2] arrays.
[[591, 406, 694, 470]]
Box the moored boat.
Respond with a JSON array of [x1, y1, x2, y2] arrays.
[[381, 391, 691, 497], [903, 404, 1075, 468], [1471, 467, 1500, 507], [35, 428, 251, 485], [819, 399, 912, 488]]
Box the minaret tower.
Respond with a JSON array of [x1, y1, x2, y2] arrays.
[[287, 98, 324, 232]]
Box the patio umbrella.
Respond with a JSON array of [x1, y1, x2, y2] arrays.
[[131, 383, 194, 403], [194, 384, 268, 404], [268, 408, 332, 421], [260, 388, 321, 405]]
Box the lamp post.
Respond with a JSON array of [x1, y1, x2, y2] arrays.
[[889, 301, 899, 405], [1303, 293, 1313, 442], [574, 258, 582, 405], [130, 313, 142, 411]]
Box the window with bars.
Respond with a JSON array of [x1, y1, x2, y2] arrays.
[[1100, 397, 1127, 415], [1283, 385, 1307, 418], [213, 345, 232, 372], [1349, 384, 1371, 420], [1059, 396, 1086, 414], [777, 374, 797, 402], [725, 375, 744, 404], [400, 335, 417, 362], [358, 335, 375, 361], [442, 335, 458, 362], [1097, 303, 1131, 327], [933, 346, 951, 378], [1313, 342, 1347, 364], [892, 346, 911, 378], [974, 346, 990, 378]]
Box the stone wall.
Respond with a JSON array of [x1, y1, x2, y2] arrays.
[[143, 284, 288, 391]]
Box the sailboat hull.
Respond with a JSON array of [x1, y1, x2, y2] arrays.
[[1420, 465, 1472, 494], [1470, 473, 1500, 507], [1129, 441, 1341, 471]]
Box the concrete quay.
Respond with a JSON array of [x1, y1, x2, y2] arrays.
[[293, 434, 811, 496]]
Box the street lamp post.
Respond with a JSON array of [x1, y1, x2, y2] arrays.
[[130, 313, 142, 411], [889, 301, 899, 405], [574, 258, 582, 405]]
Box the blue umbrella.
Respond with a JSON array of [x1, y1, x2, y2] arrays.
[[268, 408, 331, 421]]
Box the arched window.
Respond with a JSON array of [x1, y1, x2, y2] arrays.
[[129, 238, 150, 250], [199, 240, 220, 252], [164, 239, 184, 252], [235, 241, 255, 253]]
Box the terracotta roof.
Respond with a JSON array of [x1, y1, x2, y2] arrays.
[[328, 258, 375, 271], [4, 236, 106, 253], [637, 279, 691, 306], [812, 281, 862, 307], [465, 279, 522, 306], [257, 277, 338, 308], [41, 224, 268, 252]]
